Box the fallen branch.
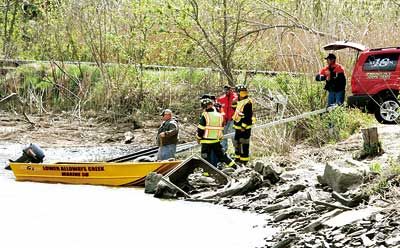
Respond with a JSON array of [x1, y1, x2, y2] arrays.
[[0, 92, 17, 104], [23, 112, 35, 126], [313, 200, 352, 211]]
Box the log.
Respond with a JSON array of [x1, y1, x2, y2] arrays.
[[202, 172, 263, 199]]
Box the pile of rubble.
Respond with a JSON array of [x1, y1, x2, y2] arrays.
[[144, 152, 400, 247], [216, 158, 400, 248]]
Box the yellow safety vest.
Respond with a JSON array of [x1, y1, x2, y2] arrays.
[[201, 111, 224, 141], [233, 98, 256, 130], [232, 98, 251, 122]]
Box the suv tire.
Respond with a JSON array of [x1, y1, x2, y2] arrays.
[[374, 96, 400, 124]]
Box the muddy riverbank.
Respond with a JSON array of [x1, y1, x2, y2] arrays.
[[0, 110, 196, 149]]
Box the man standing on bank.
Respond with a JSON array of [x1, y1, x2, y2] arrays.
[[232, 84, 254, 165], [316, 53, 346, 106], [197, 98, 236, 169], [217, 85, 238, 152], [156, 109, 179, 161]]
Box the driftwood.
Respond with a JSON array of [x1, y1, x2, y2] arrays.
[[202, 172, 263, 199], [185, 198, 218, 203], [0, 93, 17, 104], [263, 200, 291, 213], [0, 93, 36, 126], [313, 200, 352, 211], [332, 191, 368, 208], [276, 184, 306, 198]]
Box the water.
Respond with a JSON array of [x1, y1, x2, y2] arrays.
[[0, 143, 275, 248]]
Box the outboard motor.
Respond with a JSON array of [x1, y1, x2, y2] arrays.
[[5, 143, 45, 170]]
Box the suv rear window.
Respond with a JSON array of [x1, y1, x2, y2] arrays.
[[363, 53, 399, 71]]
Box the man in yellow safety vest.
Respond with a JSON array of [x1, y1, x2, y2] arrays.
[[232, 84, 254, 165], [196, 98, 236, 169]]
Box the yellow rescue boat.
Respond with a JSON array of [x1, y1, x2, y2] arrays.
[[9, 160, 181, 186]]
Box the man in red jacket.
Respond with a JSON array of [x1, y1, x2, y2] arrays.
[[217, 85, 238, 152], [316, 53, 346, 106]]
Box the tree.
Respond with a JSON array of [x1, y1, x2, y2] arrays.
[[168, 0, 260, 85], [1, 0, 21, 58]]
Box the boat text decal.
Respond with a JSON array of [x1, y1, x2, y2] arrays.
[[42, 166, 105, 177]]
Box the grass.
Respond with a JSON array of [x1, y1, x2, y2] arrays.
[[366, 159, 400, 198]]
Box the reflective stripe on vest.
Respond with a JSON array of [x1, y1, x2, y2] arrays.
[[203, 111, 224, 140], [232, 98, 251, 122]]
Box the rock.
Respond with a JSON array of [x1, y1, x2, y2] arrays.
[[144, 172, 162, 194], [124, 131, 134, 144], [304, 209, 343, 232], [385, 236, 400, 246], [318, 160, 369, 192], [263, 200, 291, 213], [277, 184, 306, 198], [279, 171, 298, 181], [348, 229, 367, 237], [360, 234, 375, 247], [291, 191, 309, 204], [274, 207, 307, 222], [254, 160, 281, 184], [324, 207, 382, 228], [154, 180, 178, 198], [370, 213, 384, 222], [272, 237, 296, 248]]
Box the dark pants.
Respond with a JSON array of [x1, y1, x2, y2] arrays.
[[209, 149, 218, 166], [233, 129, 251, 164], [201, 142, 234, 168]]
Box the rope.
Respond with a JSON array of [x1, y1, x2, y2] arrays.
[[177, 106, 336, 153]]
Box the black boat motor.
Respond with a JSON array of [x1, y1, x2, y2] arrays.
[[5, 143, 45, 170]]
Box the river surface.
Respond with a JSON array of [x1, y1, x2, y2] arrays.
[[0, 142, 276, 248]]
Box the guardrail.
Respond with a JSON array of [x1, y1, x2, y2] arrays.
[[0, 58, 308, 76]]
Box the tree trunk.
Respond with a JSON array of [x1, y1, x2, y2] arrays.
[[361, 127, 383, 157]]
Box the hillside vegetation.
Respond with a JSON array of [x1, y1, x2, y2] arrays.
[[0, 0, 382, 151]]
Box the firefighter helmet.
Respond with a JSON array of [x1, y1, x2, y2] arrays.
[[235, 84, 247, 92], [200, 98, 213, 108]]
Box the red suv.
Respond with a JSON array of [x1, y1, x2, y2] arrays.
[[324, 41, 400, 124]]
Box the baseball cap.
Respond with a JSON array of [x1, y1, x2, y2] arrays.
[[160, 109, 172, 116], [325, 53, 336, 60]]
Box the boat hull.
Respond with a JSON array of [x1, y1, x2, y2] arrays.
[[9, 161, 181, 186]]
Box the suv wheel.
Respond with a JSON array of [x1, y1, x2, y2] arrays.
[[374, 97, 400, 124]]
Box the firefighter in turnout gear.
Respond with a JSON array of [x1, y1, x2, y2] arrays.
[[232, 84, 254, 165], [197, 98, 236, 169]]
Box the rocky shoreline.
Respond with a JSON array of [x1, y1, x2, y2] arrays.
[[148, 124, 400, 248]]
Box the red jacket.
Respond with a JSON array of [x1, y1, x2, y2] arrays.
[[318, 63, 346, 92], [217, 92, 238, 122]]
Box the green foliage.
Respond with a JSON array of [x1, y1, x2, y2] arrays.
[[367, 158, 400, 196], [370, 162, 383, 174], [301, 106, 374, 146]]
